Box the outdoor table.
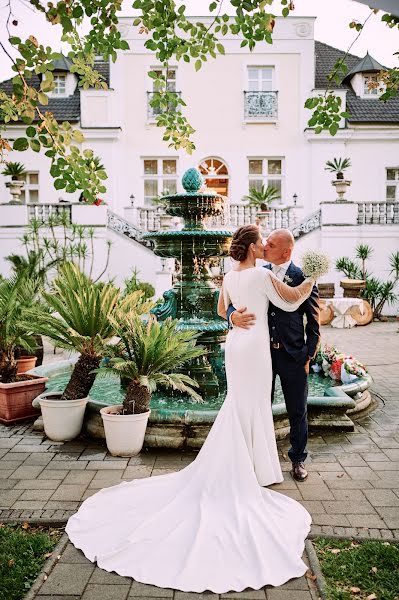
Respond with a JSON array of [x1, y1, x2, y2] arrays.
[[324, 297, 364, 329]]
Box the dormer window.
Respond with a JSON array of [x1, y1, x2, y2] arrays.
[[363, 74, 380, 96], [53, 74, 66, 95]]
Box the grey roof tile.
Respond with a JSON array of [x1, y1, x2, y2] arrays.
[[0, 57, 110, 123], [315, 40, 399, 124]]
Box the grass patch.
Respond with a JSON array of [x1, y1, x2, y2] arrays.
[[0, 522, 63, 600], [314, 537, 399, 600]]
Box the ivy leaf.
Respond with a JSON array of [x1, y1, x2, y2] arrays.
[[13, 137, 29, 151]]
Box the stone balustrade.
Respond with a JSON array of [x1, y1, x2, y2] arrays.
[[357, 201, 399, 225]]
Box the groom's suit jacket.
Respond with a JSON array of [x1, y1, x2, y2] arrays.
[[265, 262, 320, 364]]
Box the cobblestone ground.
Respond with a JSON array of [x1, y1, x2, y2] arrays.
[[0, 323, 398, 599]]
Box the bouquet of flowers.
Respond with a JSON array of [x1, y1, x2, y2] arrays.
[[301, 250, 330, 280], [312, 343, 367, 383], [341, 357, 367, 384]]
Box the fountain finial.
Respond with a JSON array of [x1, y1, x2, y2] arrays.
[[182, 168, 203, 193]]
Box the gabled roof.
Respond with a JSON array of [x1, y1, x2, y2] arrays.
[[0, 56, 110, 124], [315, 41, 399, 124]]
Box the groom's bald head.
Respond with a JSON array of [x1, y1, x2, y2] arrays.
[[264, 228, 295, 265]]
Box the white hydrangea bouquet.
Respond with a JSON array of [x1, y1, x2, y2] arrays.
[[301, 249, 330, 280]]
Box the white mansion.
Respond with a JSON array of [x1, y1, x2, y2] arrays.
[[0, 16, 398, 310]]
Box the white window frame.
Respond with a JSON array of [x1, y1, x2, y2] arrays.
[[247, 66, 274, 92], [247, 157, 284, 204], [53, 74, 67, 95], [142, 158, 179, 206], [244, 65, 277, 122], [20, 171, 40, 204], [362, 74, 382, 98], [386, 168, 399, 202], [147, 66, 178, 121]]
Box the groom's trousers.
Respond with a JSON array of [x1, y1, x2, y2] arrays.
[[271, 346, 308, 464]]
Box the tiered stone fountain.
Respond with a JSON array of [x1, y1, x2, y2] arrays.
[[142, 168, 231, 404]]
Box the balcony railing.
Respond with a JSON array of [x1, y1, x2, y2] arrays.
[[244, 91, 278, 120], [147, 92, 181, 120], [27, 203, 72, 223], [357, 201, 399, 225]]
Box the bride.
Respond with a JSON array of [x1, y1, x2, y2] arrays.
[[66, 224, 315, 594]]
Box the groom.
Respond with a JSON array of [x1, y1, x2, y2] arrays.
[[226, 228, 320, 482]]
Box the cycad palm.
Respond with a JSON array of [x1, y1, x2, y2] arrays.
[[0, 272, 38, 383], [29, 263, 152, 400], [243, 185, 280, 210], [98, 313, 206, 414]]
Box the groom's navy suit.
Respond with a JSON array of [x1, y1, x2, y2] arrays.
[[226, 261, 320, 464]]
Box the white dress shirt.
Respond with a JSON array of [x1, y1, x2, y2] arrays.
[[271, 260, 292, 281]]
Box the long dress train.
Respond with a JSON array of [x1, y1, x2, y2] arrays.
[[66, 267, 313, 593]]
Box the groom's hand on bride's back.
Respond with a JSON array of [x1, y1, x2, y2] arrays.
[[231, 307, 256, 329]]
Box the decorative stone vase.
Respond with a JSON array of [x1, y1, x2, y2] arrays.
[[16, 356, 37, 374], [5, 180, 24, 203], [37, 390, 88, 441], [340, 278, 366, 298], [332, 179, 351, 201], [256, 210, 270, 235], [159, 212, 172, 230], [100, 405, 151, 457], [0, 375, 47, 425]]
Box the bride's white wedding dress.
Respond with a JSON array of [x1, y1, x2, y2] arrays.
[[66, 267, 313, 593]]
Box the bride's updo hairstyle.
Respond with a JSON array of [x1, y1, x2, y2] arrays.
[[229, 224, 260, 262]]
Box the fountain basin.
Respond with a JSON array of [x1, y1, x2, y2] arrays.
[[31, 361, 372, 448], [142, 230, 232, 258]]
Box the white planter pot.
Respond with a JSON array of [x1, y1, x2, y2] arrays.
[[100, 404, 151, 457], [38, 391, 88, 442]]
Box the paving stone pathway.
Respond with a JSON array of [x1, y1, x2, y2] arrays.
[[0, 322, 398, 599]]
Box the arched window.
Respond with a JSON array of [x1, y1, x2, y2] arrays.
[[198, 158, 229, 198]]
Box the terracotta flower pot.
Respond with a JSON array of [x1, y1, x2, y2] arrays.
[[16, 356, 37, 374], [0, 375, 48, 425]]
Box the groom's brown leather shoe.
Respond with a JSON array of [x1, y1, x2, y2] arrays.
[[291, 462, 308, 482]]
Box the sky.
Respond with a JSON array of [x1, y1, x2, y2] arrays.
[[0, 0, 398, 81]]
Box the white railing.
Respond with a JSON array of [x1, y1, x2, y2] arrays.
[[28, 203, 72, 223], [292, 209, 321, 239], [357, 202, 399, 225]]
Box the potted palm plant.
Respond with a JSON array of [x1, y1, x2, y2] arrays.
[[0, 272, 48, 424], [325, 157, 352, 199], [2, 162, 26, 203], [30, 263, 151, 441], [243, 185, 280, 233], [243, 184, 280, 212], [98, 312, 206, 457], [2, 161, 26, 181]]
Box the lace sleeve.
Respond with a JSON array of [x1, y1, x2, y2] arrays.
[[262, 269, 314, 312]]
